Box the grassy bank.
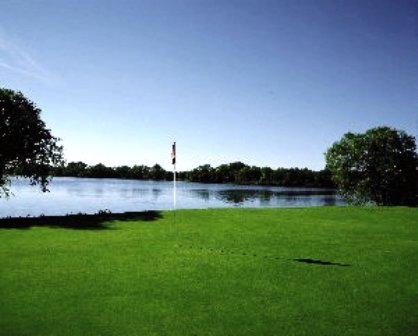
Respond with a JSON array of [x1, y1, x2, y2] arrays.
[[1, 207, 417, 335]]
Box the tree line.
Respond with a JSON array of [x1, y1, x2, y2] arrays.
[[51, 161, 335, 188], [52, 162, 171, 181]]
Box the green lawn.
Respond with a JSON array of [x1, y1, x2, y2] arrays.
[[1, 207, 417, 335]]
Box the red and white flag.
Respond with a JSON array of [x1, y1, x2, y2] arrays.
[[171, 142, 176, 165]]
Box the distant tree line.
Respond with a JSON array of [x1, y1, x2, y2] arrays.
[[53, 162, 172, 180], [52, 161, 334, 188], [186, 162, 334, 187]]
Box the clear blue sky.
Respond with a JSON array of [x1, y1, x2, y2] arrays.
[[1, 0, 417, 171]]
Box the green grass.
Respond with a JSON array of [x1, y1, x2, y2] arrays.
[[1, 207, 417, 335]]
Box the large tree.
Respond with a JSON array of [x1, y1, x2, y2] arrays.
[[0, 88, 63, 196], [325, 126, 417, 206]]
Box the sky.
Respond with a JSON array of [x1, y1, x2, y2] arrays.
[[1, 0, 417, 171]]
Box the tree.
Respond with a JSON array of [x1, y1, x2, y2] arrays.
[[149, 164, 166, 180], [131, 164, 150, 179], [187, 164, 214, 183], [0, 88, 63, 196], [66, 161, 88, 177], [86, 163, 116, 178], [114, 165, 132, 179], [237, 165, 261, 184], [325, 126, 417, 206]]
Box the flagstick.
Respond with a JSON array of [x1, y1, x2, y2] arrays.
[[173, 162, 176, 210], [172, 141, 177, 210]]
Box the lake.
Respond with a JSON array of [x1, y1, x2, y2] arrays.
[[0, 177, 344, 217]]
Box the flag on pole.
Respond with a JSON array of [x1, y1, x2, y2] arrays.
[[172, 141, 177, 209], [171, 142, 176, 165]]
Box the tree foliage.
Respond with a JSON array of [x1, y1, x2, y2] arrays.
[[0, 88, 63, 196], [52, 160, 334, 188], [325, 126, 417, 206], [185, 162, 333, 187], [53, 162, 174, 181]]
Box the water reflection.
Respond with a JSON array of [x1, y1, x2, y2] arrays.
[[94, 187, 104, 196], [189, 188, 341, 207], [259, 190, 275, 202], [216, 190, 259, 205], [192, 189, 211, 201], [322, 196, 337, 206], [152, 188, 162, 200], [0, 177, 344, 217]]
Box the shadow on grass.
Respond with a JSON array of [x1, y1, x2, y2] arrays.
[[0, 211, 162, 230], [293, 258, 351, 267]]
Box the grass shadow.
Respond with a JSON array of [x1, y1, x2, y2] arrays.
[[0, 211, 162, 230], [293, 258, 351, 267]]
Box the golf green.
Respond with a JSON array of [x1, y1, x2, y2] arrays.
[[1, 207, 417, 335]]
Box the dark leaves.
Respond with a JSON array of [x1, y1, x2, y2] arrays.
[[0, 88, 64, 196], [325, 126, 417, 206]]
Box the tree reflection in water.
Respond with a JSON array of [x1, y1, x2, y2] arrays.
[[191, 189, 211, 201], [214, 189, 338, 206], [216, 190, 259, 205]]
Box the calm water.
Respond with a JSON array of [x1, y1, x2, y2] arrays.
[[0, 177, 344, 217]]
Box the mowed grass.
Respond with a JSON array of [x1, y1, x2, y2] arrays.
[[1, 207, 417, 336]]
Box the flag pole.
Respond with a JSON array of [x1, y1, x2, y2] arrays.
[[173, 162, 176, 210], [172, 142, 176, 210]]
